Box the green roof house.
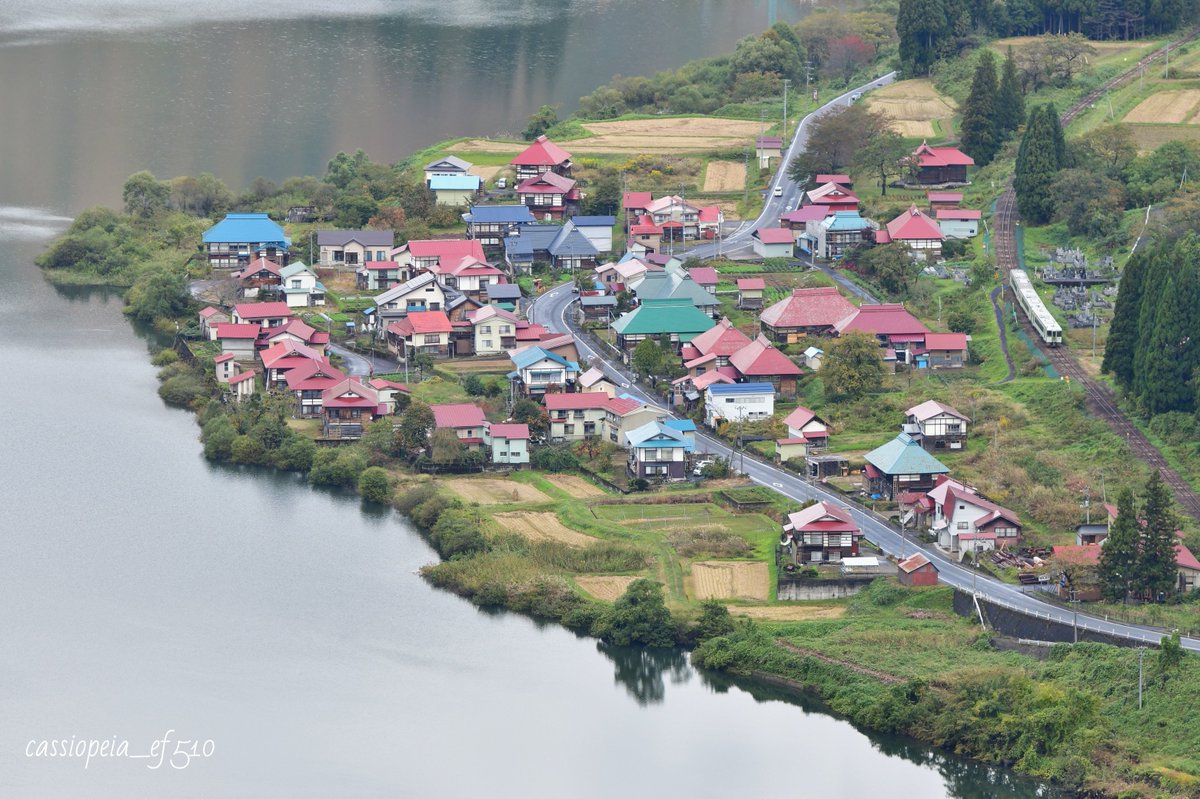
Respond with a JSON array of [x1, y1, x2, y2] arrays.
[[863, 432, 950, 499], [611, 299, 715, 361]]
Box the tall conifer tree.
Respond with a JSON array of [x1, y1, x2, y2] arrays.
[[1102, 249, 1148, 388], [1099, 488, 1139, 602], [960, 50, 999, 164], [1014, 105, 1062, 224], [996, 47, 1025, 136], [1136, 472, 1179, 599]]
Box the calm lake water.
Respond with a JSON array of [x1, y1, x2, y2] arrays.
[[0, 3, 1052, 796]]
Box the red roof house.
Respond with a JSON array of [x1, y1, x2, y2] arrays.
[[876, 206, 944, 257], [687, 318, 752, 367], [760, 286, 856, 341], [805, 182, 859, 212], [815, 174, 852, 188], [897, 553, 938, 586], [926, 191, 963, 208], [729, 334, 803, 395], [322, 379, 381, 439], [285, 360, 348, 415], [510, 135, 573, 179], [232, 302, 292, 327], [781, 501, 863, 563], [398, 238, 487, 269], [431, 403, 488, 446], [833, 304, 930, 359], [515, 171, 580, 220], [780, 205, 832, 229], [912, 141, 974, 184]]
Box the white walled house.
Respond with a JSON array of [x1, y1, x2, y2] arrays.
[[469, 305, 518, 355], [904, 400, 969, 451], [936, 209, 981, 239], [485, 423, 530, 465], [927, 477, 1022, 553], [279, 262, 326, 308], [703, 382, 775, 428]]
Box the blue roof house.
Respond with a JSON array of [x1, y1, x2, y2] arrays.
[[429, 174, 482, 207], [463, 204, 537, 246], [625, 421, 690, 481], [703, 382, 775, 428], [203, 213, 291, 269], [507, 346, 581, 396], [863, 432, 950, 499]]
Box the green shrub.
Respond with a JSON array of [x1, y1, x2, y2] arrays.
[[273, 435, 317, 471], [358, 466, 394, 504], [230, 434, 267, 465], [429, 508, 488, 558], [308, 447, 368, 489], [530, 446, 579, 472], [593, 579, 676, 647], [202, 415, 237, 461], [393, 482, 440, 515], [151, 348, 180, 367], [158, 372, 208, 408], [411, 493, 456, 530]]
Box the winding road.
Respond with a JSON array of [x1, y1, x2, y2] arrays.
[[527, 72, 1199, 651]]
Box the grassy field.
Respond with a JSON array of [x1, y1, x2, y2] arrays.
[[865, 79, 958, 139]]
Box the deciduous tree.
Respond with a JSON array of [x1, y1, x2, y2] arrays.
[[522, 104, 559, 141], [821, 331, 884, 399]]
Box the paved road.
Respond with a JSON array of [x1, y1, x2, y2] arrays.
[[529, 282, 1198, 651], [686, 72, 897, 260]]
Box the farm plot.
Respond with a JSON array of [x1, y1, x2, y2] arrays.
[[729, 605, 847, 621], [690, 561, 770, 600], [865, 79, 957, 138], [1124, 90, 1200, 124], [468, 165, 502, 182], [703, 160, 746, 192], [545, 474, 606, 498], [575, 575, 638, 601], [454, 117, 762, 155], [443, 478, 547, 504], [493, 511, 599, 547]]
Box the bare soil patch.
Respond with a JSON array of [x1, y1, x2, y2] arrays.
[[1124, 90, 1200, 124], [455, 117, 762, 155], [703, 160, 747, 192], [866, 79, 956, 139], [575, 575, 638, 601], [690, 561, 770, 600], [443, 478, 546, 504], [545, 474, 606, 498], [469, 165, 502, 182], [493, 511, 599, 547], [731, 605, 847, 621]]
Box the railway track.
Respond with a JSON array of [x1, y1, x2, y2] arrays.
[[993, 28, 1200, 523]]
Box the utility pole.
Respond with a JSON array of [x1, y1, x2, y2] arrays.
[[782, 79, 791, 143]]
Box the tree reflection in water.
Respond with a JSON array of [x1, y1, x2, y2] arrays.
[[596, 642, 691, 705]]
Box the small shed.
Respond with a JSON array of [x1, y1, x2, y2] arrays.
[[736, 278, 766, 310], [753, 228, 795, 259], [897, 553, 938, 586], [840, 556, 894, 576], [806, 453, 849, 479]]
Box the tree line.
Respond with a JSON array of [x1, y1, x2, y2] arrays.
[[1098, 473, 1182, 601]]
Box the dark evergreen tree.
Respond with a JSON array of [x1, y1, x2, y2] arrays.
[[1102, 249, 1148, 388], [1131, 250, 1170, 406], [897, 0, 949, 76], [996, 47, 1025, 136], [1044, 104, 1069, 168], [1099, 489, 1139, 602], [1135, 471, 1179, 599], [960, 50, 999, 165], [1014, 105, 1062, 224]]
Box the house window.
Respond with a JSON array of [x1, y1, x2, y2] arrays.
[[957, 522, 969, 530], [291, 279, 302, 288], [482, 340, 493, 350], [481, 326, 492, 334], [564, 424, 575, 435], [423, 335, 440, 345]]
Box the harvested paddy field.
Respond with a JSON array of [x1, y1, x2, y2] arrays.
[[703, 160, 746, 192], [455, 117, 761, 155], [690, 561, 770, 600], [866, 79, 957, 138], [545, 474, 606, 498], [1121, 122, 1200, 151], [575, 575, 638, 601], [468, 164, 502, 182], [443, 478, 546, 504], [729, 605, 847, 621], [493, 511, 599, 547], [1124, 90, 1200, 123]]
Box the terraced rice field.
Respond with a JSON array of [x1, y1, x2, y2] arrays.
[[545, 474, 606, 498], [865, 79, 957, 138], [703, 160, 746, 192], [690, 561, 770, 600], [493, 511, 599, 547], [443, 478, 547, 504], [574, 575, 638, 601]]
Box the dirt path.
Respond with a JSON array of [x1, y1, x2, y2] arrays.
[[776, 641, 905, 684], [989, 284, 1016, 384]]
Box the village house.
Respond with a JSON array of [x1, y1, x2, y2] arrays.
[[937, 209, 981, 239], [510, 135, 573, 181], [1076, 503, 1119, 545], [863, 432, 950, 500], [802, 345, 824, 370], [736, 278, 765, 310], [622, 191, 653, 227], [259, 339, 325, 387], [431, 256, 506, 300], [279, 262, 326, 308], [804, 181, 859, 213], [927, 476, 1022, 553], [519, 333, 580, 364], [904, 399, 969, 451], [697, 205, 724, 240], [507, 345, 581, 397], [322, 379, 381, 440], [781, 501, 863, 564], [286, 359, 348, 417], [595, 258, 656, 292], [816, 174, 853, 189], [214, 323, 262, 360], [198, 306, 230, 340], [918, 332, 969, 370], [603, 396, 663, 445], [423, 155, 473, 184], [813, 211, 877, 260], [485, 423, 530, 466], [565, 216, 616, 254], [232, 301, 292, 329], [372, 273, 447, 328], [645, 195, 700, 241], [545, 226, 598, 270], [394, 238, 486, 276], [911, 141, 974, 185], [233, 257, 282, 297], [368, 378, 410, 415], [628, 217, 663, 251], [755, 135, 782, 169], [875, 205, 945, 260], [228, 370, 257, 401], [833, 303, 930, 365], [357, 261, 404, 292], [503, 224, 558, 272], [579, 294, 617, 323], [612, 299, 716, 360], [687, 266, 719, 295], [578, 366, 619, 397], [681, 318, 752, 374], [628, 268, 720, 315], [263, 318, 328, 354], [485, 283, 522, 311], [545, 392, 609, 441], [385, 310, 454, 358], [429, 174, 482, 206], [214, 352, 237, 383], [897, 553, 939, 586], [752, 228, 794, 259], [704, 382, 774, 428], [515, 171, 580, 220], [776, 405, 830, 463], [431, 403, 488, 451], [760, 286, 857, 344], [463, 205, 537, 247], [781, 205, 832, 243], [317, 230, 393, 267], [469, 305, 518, 356], [202, 213, 290, 270], [728, 334, 803, 396], [926, 191, 963, 211], [626, 421, 690, 481]]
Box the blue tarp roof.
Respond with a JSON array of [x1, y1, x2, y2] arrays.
[[664, 419, 696, 432], [625, 420, 689, 449], [429, 174, 481, 191], [203, 213, 290, 246], [466, 205, 536, 224], [570, 215, 616, 227], [706, 382, 774, 395]]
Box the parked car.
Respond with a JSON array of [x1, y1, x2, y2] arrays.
[[495, 177, 507, 189], [773, 185, 783, 197], [850, 92, 862, 102]]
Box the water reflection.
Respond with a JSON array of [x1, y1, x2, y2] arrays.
[[596, 642, 691, 705]]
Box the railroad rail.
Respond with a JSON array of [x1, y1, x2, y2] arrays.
[[993, 28, 1200, 523]]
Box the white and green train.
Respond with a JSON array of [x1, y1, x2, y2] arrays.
[[1010, 268, 1062, 347]]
